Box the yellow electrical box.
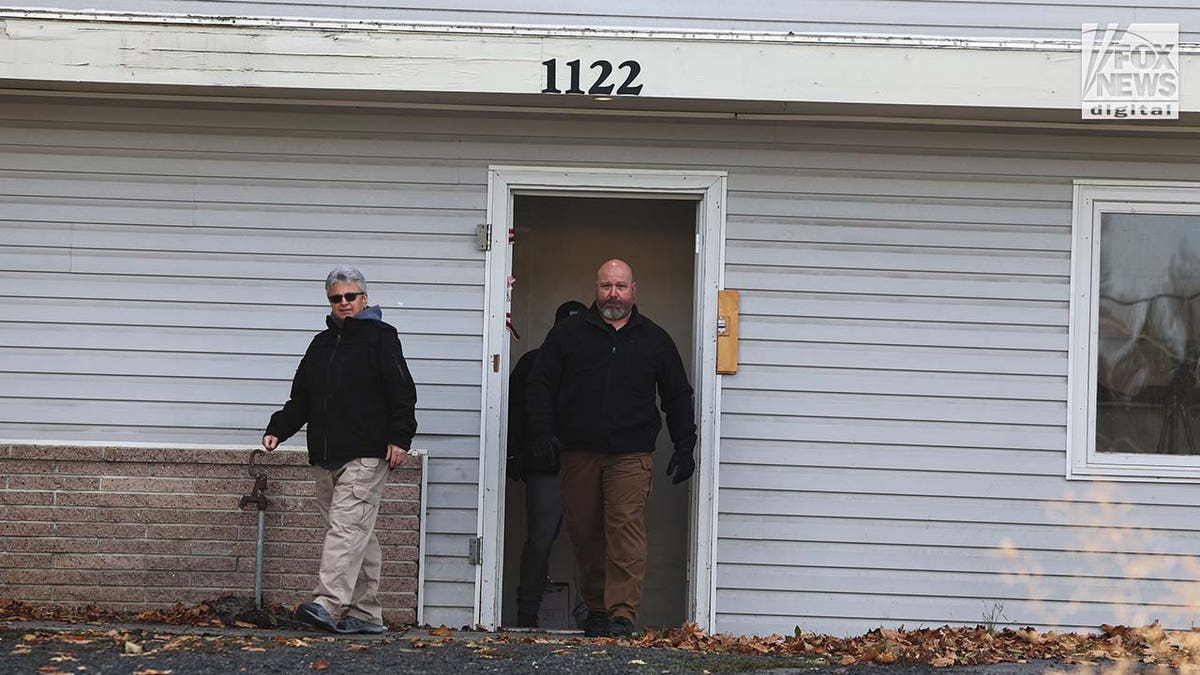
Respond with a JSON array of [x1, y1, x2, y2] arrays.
[[717, 290, 739, 374]]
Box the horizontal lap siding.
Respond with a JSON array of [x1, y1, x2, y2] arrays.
[[6, 1, 1200, 40], [719, 131, 1200, 636], [6, 99, 1200, 635], [0, 110, 485, 627]]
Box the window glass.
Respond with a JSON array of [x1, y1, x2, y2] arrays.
[[1096, 213, 1200, 455]]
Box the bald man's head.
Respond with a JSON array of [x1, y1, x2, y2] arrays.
[[595, 259, 637, 323]]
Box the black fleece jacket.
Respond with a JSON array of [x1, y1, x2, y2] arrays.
[[265, 307, 418, 465], [526, 304, 696, 455]]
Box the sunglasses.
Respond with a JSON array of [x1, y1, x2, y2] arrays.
[[327, 292, 365, 304]]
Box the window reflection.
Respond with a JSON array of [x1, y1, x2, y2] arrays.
[[1096, 213, 1200, 455]]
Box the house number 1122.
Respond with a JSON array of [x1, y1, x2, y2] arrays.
[[541, 59, 644, 96]]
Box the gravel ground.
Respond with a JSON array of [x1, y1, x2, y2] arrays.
[[0, 621, 1138, 674]]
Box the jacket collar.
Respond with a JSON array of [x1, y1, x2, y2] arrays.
[[325, 305, 383, 333]]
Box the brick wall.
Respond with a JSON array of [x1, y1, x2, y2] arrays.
[[0, 444, 422, 625]]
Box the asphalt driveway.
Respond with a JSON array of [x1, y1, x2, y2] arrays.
[[1, 620, 1121, 674]]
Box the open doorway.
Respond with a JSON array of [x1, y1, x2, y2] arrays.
[[500, 195, 697, 629]]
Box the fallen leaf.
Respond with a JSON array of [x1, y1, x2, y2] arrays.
[[10, 648, 32, 655], [233, 621, 257, 629], [628, 659, 647, 664], [133, 670, 174, 675], [312, 659, 329, 670], [345, 644, 370, 652], [241, 647, 266, 653], [838, 655, 856, 665], [932, 656, 956, 667], [429, 625, 452, 636], [123, 641, 143, 655], [274, 638, 311, 648]]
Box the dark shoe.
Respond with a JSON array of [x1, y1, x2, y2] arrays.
[[516, 612, 539, 628], [610, 616, 635, 639], [583, 610, 610, 637], [336, 616, 387, 634], [296, 602, 339, 633]]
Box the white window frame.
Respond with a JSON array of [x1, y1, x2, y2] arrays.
[[1069, 180, 1200, 482]]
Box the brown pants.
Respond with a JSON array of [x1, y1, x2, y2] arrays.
[[559, 450, 653, 623], [312, 457, 390, 624]]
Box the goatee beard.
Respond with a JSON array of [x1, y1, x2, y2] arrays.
[[601, 305, 629, 320]]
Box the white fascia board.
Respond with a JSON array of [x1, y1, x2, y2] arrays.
[[0, 12, 1195, 112]]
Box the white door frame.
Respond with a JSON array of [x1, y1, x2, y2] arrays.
[[477, 165, 727, 631]]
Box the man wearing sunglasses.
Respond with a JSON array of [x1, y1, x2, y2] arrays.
[[262, 265, 418, 635]]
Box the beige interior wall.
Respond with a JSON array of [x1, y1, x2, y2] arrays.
[[502, 195, 697, 628]]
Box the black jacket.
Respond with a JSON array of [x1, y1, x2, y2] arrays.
[[527, 304, 696, 455], [506, 348, 554, 479], [265, 308, 418, 465]]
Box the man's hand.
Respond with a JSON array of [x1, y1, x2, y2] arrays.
[[531, 437, 561, 472], [262, 435, 279, 451], [387, 444, 408, 469], [666, 449, 695, 484]]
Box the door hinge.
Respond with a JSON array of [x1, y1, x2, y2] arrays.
[[476, 223, 492, 251], [468, 536, 483, 565]]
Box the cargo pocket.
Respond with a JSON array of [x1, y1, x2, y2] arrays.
[[351, 484, 381, 507]]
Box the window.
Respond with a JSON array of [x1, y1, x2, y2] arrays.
[[1070, 182, 1200, 481]]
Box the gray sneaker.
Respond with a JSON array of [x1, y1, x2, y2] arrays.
[[296, 602, 339, 633], [336, 616, 387, 634]]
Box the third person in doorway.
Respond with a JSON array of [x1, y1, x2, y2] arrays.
[[507, 299, 588, 628], [527, 259, 697, 638]]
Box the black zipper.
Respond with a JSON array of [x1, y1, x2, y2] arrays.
[[603, 329, 617, 450]]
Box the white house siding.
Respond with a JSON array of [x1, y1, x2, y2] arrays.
[[4, 98, 1200, 634], [716, 129, 1200, 637], [0, 102, 486, 626], [7, 0, 1200, 41]]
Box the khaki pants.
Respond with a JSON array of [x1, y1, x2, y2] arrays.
[[559, 450, 653, 623], [312, 457, 390, 624]]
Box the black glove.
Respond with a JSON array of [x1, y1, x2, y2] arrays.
[[531, 437, 561, 472], [666, 449, 695, 484], [506, 454, 524, 482]]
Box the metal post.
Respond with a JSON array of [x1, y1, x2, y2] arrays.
[[255, 508, 265, 610], [239, 449, 270, 612]]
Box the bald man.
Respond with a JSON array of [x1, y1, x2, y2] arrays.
[[526, 259, 697, 638]]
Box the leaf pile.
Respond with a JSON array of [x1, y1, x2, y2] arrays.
[[0, 598, 124, 624], [1, 596, 304, 630], [599, 621, 1200, 668]]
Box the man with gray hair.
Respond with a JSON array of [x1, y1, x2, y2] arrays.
[[263, 265, 417, 634]]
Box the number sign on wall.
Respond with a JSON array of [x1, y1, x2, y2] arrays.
[[542, 59, 643, 95]]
